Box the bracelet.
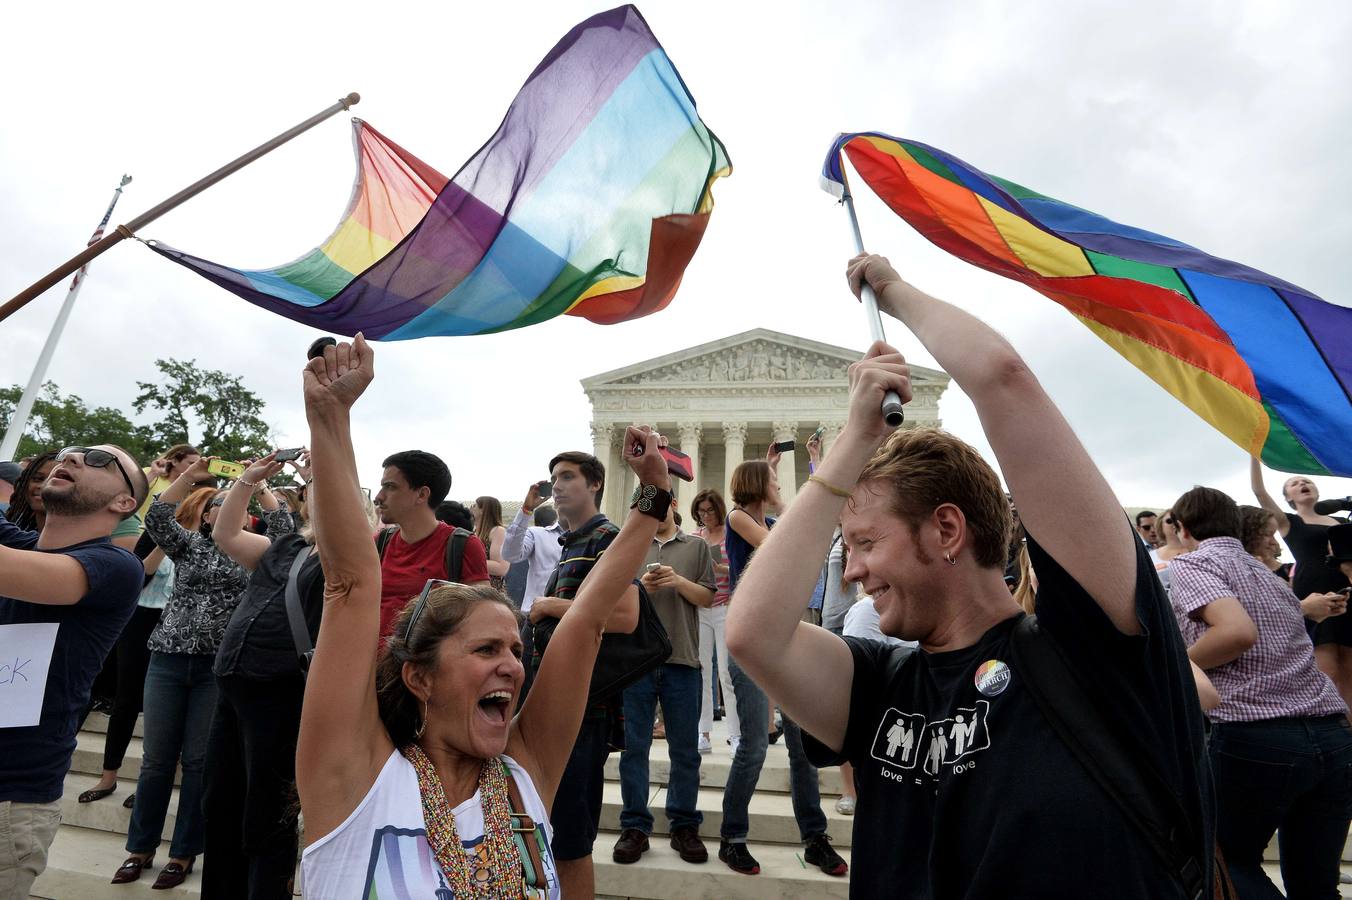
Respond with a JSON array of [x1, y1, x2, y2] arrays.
[[807, 474, 853, 499], [629, 484, 674, 521], [238, 478, 261, 487]]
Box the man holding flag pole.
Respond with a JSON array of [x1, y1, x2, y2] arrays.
[[724, 250, 1214, 897]]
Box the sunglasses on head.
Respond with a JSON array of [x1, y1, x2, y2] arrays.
[[55, 447, 136, 499], [208, 497, 227, 508], [403, 578, 454, 643]]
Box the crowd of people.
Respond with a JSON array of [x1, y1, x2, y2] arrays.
[[1, 251, 1350, 899]]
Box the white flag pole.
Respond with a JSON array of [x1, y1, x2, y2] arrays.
[[1, 175, 132, 460], [840, 181, 905, 426]]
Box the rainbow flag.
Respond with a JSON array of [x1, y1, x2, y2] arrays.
[[822, 133, 1352, 477], [151, 5, 730, 339]]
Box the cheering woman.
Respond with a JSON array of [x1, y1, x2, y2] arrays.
[[295, 335, 669, 898]]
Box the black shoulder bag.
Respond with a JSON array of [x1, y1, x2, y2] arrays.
[[532, 583, 671, 703], [1009, 614, 1232, 900]]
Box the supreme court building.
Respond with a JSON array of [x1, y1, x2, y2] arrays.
[[582, 328, 951, 522]]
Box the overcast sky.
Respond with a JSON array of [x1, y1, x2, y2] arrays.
[[3, 0, 1350, 517]]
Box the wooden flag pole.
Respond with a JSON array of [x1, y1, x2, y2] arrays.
[[841, 185, 906, 426], [0, 92, 360, 325]]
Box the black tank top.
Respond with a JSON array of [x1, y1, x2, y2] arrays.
[[1285, 513, 1350, 598]]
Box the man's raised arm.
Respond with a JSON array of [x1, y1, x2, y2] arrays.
[[725, 335, 913, 753], [849, 253, 1137, 632]]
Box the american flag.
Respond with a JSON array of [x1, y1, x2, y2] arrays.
[[69, 174, 132, 291]]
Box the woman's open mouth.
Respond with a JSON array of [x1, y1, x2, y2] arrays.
[[476, 690, 512, 725]]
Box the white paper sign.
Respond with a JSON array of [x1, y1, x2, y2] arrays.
[[0, 622, 59, 728]]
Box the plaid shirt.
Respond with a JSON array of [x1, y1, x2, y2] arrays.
[[1170, 537, 1345, 723]]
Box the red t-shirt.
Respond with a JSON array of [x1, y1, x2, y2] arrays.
[[378, 522, 489, 638]]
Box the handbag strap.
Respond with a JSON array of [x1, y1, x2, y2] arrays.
[[501, 760, 550, 890], [284, 544, 315, 676]]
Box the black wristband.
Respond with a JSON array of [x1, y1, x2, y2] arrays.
[[629, 484, 673, 521]]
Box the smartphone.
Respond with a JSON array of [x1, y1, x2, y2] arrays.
[[645, 563, 662, 573], [773, 439, 796, 453], [811, 426, 825, 443], [629, 439, 694, 482], [274, 448, 304, 464], [535, 479, 553, 497], [207, 459, 245, 480]]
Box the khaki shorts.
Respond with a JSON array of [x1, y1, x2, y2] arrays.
[[0, 800, 62, 899]]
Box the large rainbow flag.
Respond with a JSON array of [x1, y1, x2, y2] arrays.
[[823, 133, 1352, 477], [150, 6, 729, 339]]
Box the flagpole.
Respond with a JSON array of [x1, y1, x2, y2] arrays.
[[0, 92, 360, 325], [841, 186, 906, 426], [1, 175, 133, 460]]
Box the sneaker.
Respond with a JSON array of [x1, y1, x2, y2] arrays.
[[718, 839, 760, 875], [669, 825, 708, 863], [698, 734, 712, 754], [804, 833, 848, 877], [612, 828, 649, 864], [834, 795, 856, 816]]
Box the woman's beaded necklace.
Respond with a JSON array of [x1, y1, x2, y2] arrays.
[[402, 743, 523, 898]]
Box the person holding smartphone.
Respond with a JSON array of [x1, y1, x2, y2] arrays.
[[113, 457, 254, 888]]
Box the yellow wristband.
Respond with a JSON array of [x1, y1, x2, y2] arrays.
[[807, 474, 853, 499]]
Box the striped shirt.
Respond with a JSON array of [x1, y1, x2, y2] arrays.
[[1170, 536, 1345, 723]]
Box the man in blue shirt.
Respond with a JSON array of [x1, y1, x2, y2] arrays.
[[0, 445, 146, 897]]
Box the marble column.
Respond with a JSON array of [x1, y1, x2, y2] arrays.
[[773, 420, 799, 504], [722, 422, 747, 503], [678, 422, 702, 501]]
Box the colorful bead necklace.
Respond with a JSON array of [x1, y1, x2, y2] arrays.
[[402, 743, 523, 898]]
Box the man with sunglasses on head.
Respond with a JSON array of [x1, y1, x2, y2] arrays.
[[0, 445, 148, 897]]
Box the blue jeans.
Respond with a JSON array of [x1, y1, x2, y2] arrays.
[[127, 652, 218, 859], [720, 658, 827, 842], [619, 664, 703, 833], [1210, 715, 1352, 900]]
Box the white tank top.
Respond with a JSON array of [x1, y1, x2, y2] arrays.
[[301, 750, 559, 898]]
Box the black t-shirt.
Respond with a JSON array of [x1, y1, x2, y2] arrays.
[[0, 518, 143, 803], [214, 534, 324, 681], [803, 534, 1212, 899]]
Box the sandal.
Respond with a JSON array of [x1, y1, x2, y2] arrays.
[[78, 784, 117, 803], [152, 858, 195, 890], [111, 854, 154, 884]]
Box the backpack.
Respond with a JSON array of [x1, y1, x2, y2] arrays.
[[375, 525, 472, 583], [1008, 614, 1234, 900]]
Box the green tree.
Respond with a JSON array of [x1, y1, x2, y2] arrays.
[[133, 359, 274, 461], [0, 382, 156, 462]]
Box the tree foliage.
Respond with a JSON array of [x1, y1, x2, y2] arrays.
[[1, 358, 273, 465], [0, 382, 155, 462], [133, 359, 273, 461]]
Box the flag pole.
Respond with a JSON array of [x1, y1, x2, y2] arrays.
[[841, 184, 905, 426], [0, 92, 360, 325], [1, 175, 133, 460]]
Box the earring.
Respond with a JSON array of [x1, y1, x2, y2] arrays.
[[944, 552, 957, 566], [414, 699, 428, 739]]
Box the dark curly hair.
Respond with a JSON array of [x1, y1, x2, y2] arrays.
[[376, 582, 522, 748], [5, 451, 59, 531]]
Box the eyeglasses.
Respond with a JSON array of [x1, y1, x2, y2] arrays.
[[403, 578, 453, 643], [55, 447, 137, 500]]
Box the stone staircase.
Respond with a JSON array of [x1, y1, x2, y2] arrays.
[[32, 713, 1352, 898], [32, 714, 853, 899]]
